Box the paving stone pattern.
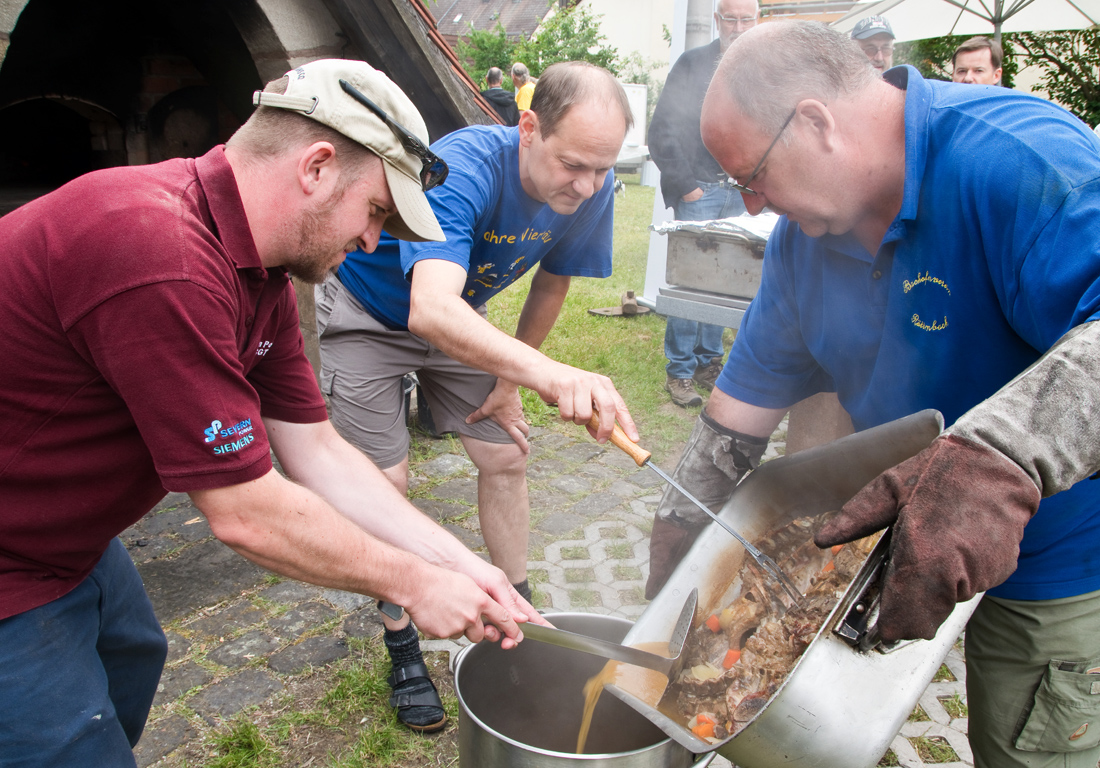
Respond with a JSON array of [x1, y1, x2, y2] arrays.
[[127, 423, 972, 767]]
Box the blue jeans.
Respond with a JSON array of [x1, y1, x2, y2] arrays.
[[664, 182, 746, 379], [0, 538, 167, 768]]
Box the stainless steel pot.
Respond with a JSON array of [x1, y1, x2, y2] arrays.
[[454, 612, 717, 767], [608, 410, 980, 768]]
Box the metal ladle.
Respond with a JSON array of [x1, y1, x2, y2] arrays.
[[522, 589, 698, 678]]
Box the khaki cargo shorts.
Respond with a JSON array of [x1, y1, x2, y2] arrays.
[[315, 275, 513, 469]]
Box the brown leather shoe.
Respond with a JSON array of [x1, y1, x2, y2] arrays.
[[664, 377, 702, 407]]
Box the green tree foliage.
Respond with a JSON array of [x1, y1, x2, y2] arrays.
[[521, 5, 620, 75], [455, 22, 517, 91], [895, 34, 1017, 88], [895, 35, 966, 80], [1013, 29, 1100, 127], [455, 4, 621, 89]]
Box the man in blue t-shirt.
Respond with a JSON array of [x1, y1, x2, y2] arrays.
[[646, 21, 1100, 768], [315, 61, 637, 733]]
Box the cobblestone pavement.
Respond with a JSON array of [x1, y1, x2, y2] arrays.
[[126, 421, 971, 767]]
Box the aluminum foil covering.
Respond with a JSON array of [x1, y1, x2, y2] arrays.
[[650, 212, 780, 244]]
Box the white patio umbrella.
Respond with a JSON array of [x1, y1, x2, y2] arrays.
[[832, 0, 1100, 43]]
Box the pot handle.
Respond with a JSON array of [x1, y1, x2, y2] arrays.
[[692, 751, 719, 766]]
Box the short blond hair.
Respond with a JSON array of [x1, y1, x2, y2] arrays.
[[227, 75, 375, 172]]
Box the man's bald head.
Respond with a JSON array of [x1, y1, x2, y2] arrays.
[[705, 20, 877, 138]]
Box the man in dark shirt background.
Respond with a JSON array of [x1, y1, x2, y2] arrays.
[[480, 66, 520, 127], [647, 0, 759, 408]]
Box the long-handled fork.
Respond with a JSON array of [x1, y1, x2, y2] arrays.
[[586, 412, 803, 605]]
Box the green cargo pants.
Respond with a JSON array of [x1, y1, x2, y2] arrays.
[[966, 589, 1100, 768]]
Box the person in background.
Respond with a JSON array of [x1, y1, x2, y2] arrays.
[[649, 20, 1100, 767], [0, 59, 537, 767], [481, 66, 520, 127], [512, 62, 536, 111], [851, 15, 895, 72], [952, 36, 1004, 85], [647, 0, 759, 408], [316, 61, 636, 734]]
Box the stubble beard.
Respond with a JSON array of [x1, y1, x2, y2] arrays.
[[287, 190, 352, 285]]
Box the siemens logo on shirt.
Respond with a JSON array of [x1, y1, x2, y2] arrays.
[[202, 418, 257, 456], [213, 433, 256, 455]]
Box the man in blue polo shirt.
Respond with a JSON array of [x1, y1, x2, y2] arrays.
[[315, 61, 636, 733], [645, 20, 1100, 767]]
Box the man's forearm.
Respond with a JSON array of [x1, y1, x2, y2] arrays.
[[417, 292, 557, 386], [265, 418, 485, 573], [705, 388, 789, 439], [191, 468, 442, 607], [408, 258, 638, 440], [192, 455, 530, 643], [407, 260, 562, 389]]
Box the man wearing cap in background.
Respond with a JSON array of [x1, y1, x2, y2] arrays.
[[648, 0, 759, 408], [646, 20, 1100, 767], [851, 15, 896, 72], [481, 66, 520, 127], [952, 36, 1004, 85], [316, 60, 636, 733], [0, 59, 540, 766]]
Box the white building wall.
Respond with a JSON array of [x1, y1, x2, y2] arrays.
[[583, 0, 677, 78]]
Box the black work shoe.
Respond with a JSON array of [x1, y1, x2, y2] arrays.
[[387, 661, 448, 733], [665, 377, 702, 408], [384, 623, 447, 733], [692, 360, 724, 392]]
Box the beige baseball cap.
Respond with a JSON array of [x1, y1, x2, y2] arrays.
[[253, 59, 445, 242]]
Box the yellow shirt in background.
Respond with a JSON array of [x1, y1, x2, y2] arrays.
[[515, 82, 535, 111]]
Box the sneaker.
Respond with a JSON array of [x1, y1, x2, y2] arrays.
[[693, 360, 724, 392], [665, 377, 702, 408]]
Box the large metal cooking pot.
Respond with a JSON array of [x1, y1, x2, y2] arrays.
[[454, 612, 717, 767], [607, 410, 980, 768]]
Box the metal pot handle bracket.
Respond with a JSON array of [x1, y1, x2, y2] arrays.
[[830, 529, 916, 654]]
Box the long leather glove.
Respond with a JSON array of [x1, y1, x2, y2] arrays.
[[951, 321, 1100, 497], [646, 411, 768, 599], [816, 321, 1100, 642]]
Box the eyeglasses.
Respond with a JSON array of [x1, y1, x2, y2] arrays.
[[727, 107, 797, 196], [715, 13, 759, 26], [861, 43, 894, 56], [339, 79, 449, 191]]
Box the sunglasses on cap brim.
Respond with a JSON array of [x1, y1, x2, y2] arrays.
[[339, 79, 449, 192]]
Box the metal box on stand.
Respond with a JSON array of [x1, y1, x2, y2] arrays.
[[656, 219, 769, 329]]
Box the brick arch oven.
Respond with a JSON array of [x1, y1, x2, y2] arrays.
[[0, 0, 495, 213], [0, 0, 495, 374]]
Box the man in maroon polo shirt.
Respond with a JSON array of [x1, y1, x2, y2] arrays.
[[0, 59, 537, 767]]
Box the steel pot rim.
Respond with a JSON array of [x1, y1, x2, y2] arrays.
[[453, 618, 716, 764]]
